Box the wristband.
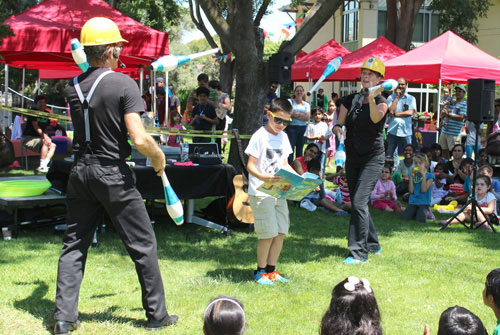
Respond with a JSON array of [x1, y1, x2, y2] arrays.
[[333, 124, 343, 129]]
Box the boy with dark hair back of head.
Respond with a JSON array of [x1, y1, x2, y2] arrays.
[[484, 268, 500, 335], [245, 97, 294, 285]]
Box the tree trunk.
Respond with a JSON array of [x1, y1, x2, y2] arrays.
[[219, 40, 234, 96], [386, 0, 425, 51]]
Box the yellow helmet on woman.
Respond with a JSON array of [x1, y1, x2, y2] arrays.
[[360, 57, 385, 78], [80, 17, 128, 46]]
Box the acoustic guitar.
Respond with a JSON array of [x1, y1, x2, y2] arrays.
[[227, 129, 254, 225]]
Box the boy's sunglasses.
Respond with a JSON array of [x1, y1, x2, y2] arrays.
[[269, 111, 292, 126]]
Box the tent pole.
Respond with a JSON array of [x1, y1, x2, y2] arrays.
[[425, 84, 429, 117], [419, 83, 423, 113], [436, 79, 442, 143], [21, 66, 26, 109], [37, 76, 41, 95], [165, 71, 169, 129], [139, 66, 144, 94], [2, 64, 8, 131]]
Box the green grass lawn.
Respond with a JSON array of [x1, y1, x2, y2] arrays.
[[0, 197, 499, 335]]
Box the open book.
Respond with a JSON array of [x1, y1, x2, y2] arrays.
[[257, 169, 323, 200]]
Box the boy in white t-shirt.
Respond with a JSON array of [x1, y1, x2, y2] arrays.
[[245, 98, 293, 285]]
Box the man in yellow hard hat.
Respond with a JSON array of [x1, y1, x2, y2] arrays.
[[53, 17, 177, 334]]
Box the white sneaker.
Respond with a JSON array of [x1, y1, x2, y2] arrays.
[[36, 166, 49, 173]]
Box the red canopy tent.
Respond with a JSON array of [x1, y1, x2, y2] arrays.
[[384, 31, 500, 84], [0, 0, 169, 71], [38, 68, 143, 80], [329, 36, 405, 81], [291, 39, 351, 82], [296, 50, 308, 61]]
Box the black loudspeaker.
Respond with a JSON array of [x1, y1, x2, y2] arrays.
[[467, 78, 495, 123], [268, 52, 293, 85]]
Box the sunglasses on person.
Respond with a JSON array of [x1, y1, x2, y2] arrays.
[[269, 111, 292, 126]]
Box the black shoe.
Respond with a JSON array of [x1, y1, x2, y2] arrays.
[[54, 320, 80, 335], [146, 314, 178, 331]]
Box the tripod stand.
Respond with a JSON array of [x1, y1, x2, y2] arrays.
[[440, 121, 496, 232]]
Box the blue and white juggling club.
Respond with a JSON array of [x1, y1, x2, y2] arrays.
[[334, 134, 346, 168], [70, 38, 90, 73], [161, 172, 184, 225], [364, 79, 398, 95], [307, 56, 342, 96], [151, 48, 219, 72]]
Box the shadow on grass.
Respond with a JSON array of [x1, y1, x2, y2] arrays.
[[13, 280, 54, 331], [205, 267, 250, 283], [13, 280, 143, 331]]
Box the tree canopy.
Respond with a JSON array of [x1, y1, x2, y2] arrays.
[[428, 0, 492, 44]]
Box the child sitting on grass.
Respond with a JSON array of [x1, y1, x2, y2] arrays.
[[203, 296, 246, 335], [423, 305, 488, 335], [301, 159, 349, 216], [320, 276, 382, 335], [443, 158, 474, 205], [402, 153, 435, 223], [483, 268, 500, 335], [431, 163, 450, 206], [325, 167, 352, 212], [371, 164, 402, 213], [439, 174, 498, 230]]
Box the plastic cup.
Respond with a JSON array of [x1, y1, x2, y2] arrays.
[[2, 227, 12, 241]]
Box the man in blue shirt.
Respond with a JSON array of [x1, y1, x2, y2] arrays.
[[386, 78, 417, 167], [439, 85, 467, 159]]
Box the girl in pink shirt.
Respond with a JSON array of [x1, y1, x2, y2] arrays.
[[371, 164, 402, 213], [167, 111, 184, 147]]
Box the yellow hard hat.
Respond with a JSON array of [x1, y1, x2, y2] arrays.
[[80, 17, 128, 46], [360, 57, 385, 78]]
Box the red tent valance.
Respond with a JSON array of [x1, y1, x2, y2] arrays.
[[329, 36, 405, 81], [291, 39, 351, 82], [385, 31, 500, 84]]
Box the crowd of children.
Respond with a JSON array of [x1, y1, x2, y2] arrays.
[[276, 102, 500, 231], [201, 267, 500, 335]]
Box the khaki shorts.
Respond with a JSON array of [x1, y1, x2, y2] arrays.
[[439, 133, 460, 151], [249, 195, 289, 239], [21, 136, 43, 153]]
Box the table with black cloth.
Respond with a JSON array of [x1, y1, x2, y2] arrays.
[[47, 159, 237, 233]]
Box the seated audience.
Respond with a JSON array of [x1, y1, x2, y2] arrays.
[[478, 164, 500, 212], [301, 159, 349, 216], [477, 148, 489, 168], [430, 143, 448, 171], [483, 268, 500, 335], [402, 153, 435, 223], [439, 174, 497, 229], [371, 164, 403, 213], [444, 158, 473, 205], [431, 163, 450, 206], [21, 94, 56, 172], [393, 144, 415, 196], [203, 296, 246, 335], [445, 144, 465, 184], [325, 168, 352, 212], [320, 276, 382, 335], [292, 143, 320, 175], [424, 305, 488, 335]]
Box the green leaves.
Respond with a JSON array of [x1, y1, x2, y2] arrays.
[[429, 0, 492, 44]]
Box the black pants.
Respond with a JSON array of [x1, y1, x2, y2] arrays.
[[345, 152, 384, 261], [54, 156, 168, 322]]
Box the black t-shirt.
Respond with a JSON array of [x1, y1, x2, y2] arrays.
[[342, 93, 388, 158], [192, 104, 217, 131], [65, 67, 144, 161], [23, 110, 50, 137]]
